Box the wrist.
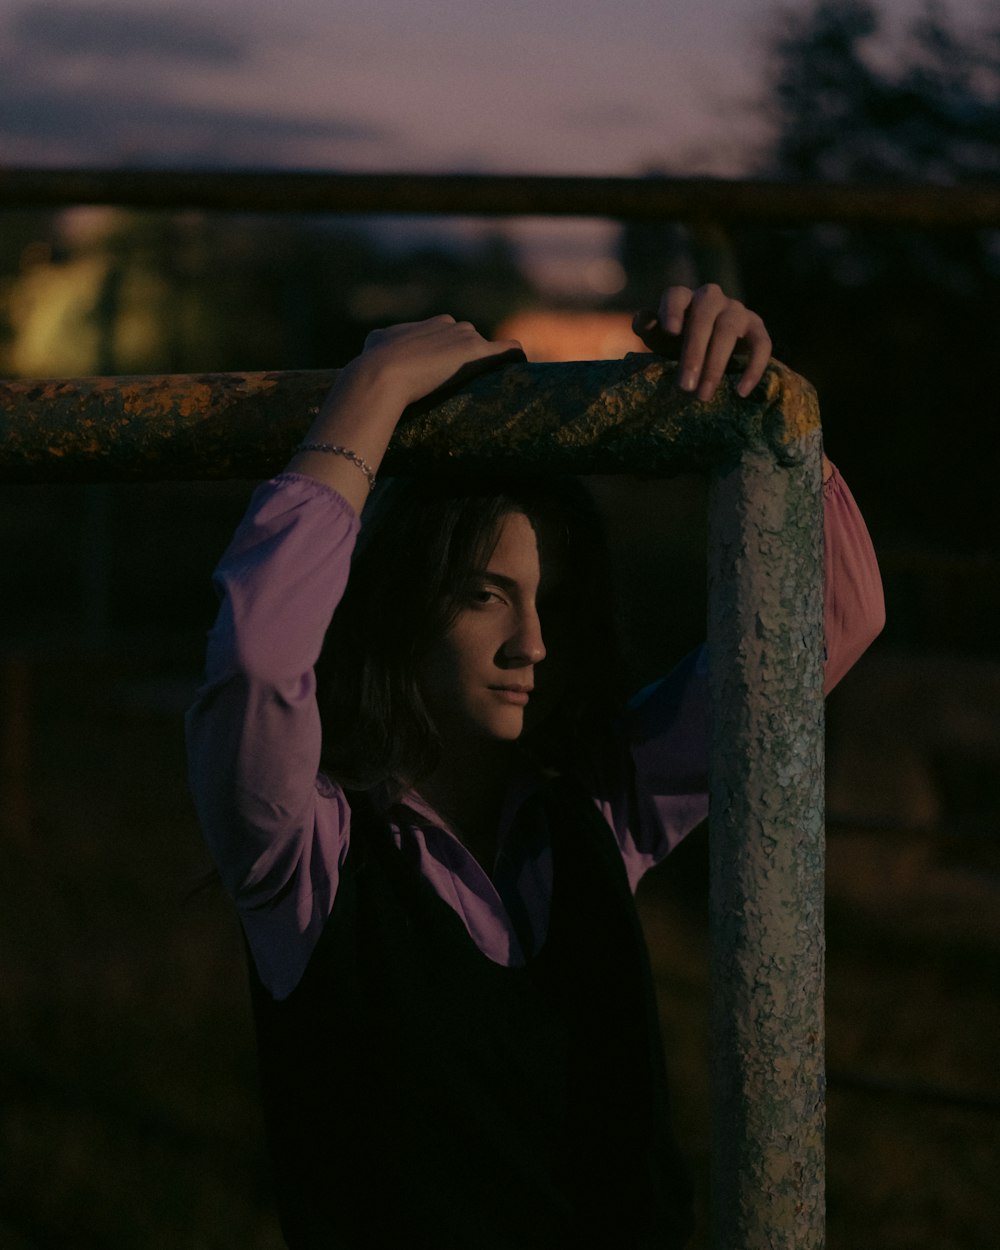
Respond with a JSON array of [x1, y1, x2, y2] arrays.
[[288, 357, 405, 510], [326, 356, 409, 427]]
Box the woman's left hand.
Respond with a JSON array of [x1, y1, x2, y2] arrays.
[[632, 284, 772, 402]]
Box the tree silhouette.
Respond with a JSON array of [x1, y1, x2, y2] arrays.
[[737, 0, 1000, 574]]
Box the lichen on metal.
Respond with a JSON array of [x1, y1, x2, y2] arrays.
[[0, 355, 817, 483]]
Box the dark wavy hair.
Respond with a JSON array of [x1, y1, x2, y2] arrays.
[[316, 473, 625, 803]]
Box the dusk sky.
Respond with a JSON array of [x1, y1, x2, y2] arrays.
[[0, 0, 989, 286], [1, 0, 778, 174]]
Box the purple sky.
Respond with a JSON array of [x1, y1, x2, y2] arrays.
[[0, 0, 987, 290], [0, 0, 778, 173]]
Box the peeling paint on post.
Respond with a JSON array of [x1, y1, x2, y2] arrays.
[[0, 355, 827, 1246]]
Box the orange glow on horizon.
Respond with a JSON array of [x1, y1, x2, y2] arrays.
[[495, 310, 646, 362]]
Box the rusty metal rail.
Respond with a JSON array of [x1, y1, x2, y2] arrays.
[[0, 355, 826, 1247], [0, 355, 813, 483], [2, 166, 1000, 226]]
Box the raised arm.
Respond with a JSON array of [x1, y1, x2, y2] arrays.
[[186, 317, 522, 998], [594, 287, 885, 885], [185, 475, 359, 997]]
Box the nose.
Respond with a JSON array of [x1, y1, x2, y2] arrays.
[[501, 606, 546, 666]]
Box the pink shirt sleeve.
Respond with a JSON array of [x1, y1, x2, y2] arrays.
[[601, 461, 885, 890], [185, 472, 360, 999], [821, 464, 886, 690]]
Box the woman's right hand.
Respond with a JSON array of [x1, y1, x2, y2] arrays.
[[350, 315, 524, 410], [287, 316, 523, 512]]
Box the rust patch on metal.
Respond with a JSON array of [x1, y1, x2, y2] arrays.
[[0, 357, 821, 483]]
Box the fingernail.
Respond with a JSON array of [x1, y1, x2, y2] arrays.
[[680, 371, 698, 391]]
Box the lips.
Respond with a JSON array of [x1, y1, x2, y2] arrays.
[[489, 684, 531, 705]]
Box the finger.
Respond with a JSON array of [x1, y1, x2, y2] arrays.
[[482, 342, 527, 366], [412, 343, 526, 407], [631, 308, 678, 357], [631, 308, 657, 345], [657, 286, 694, 336], [425, 320, 519, 365], [735, 320, 773, 397], [676, 285, 729, 392], [491, 337, 524, 357], [395, 314, 460, 335], [460, 335, 525, 363], [696, 313, 747, 401], [366, 314, 457, 349]]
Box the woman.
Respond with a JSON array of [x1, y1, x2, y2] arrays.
[[187, 284, 884, 1248]]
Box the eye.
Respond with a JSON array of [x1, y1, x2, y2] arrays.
[[470, 587, 506, 606]]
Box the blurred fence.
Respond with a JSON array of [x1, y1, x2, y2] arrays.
[[4, 167, 1000, 225]]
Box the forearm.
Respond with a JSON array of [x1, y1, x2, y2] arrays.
[[285, 357, 407, 514]]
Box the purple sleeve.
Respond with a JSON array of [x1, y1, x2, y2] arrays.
[[602, 462, 885, 890], [185, 473, 360, 1000], [821, 464, 886, 690]]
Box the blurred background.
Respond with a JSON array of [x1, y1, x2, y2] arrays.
[[1, 0, 998, 1246]]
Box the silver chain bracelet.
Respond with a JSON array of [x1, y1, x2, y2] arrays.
[[294, 443, 377, 492]]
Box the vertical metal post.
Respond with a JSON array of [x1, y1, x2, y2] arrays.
[[707, 438, 826, 1249]]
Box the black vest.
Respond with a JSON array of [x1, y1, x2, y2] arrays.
[[248, 780, 694, 1249]]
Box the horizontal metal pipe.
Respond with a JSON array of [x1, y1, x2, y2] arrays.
[[2, 168, 1000, 227], [0, 355, 819, 483]]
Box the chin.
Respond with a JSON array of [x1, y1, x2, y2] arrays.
[[481, 712, 525, 742]]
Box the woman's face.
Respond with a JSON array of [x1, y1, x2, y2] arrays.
[[417, 510, 571, 747]]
